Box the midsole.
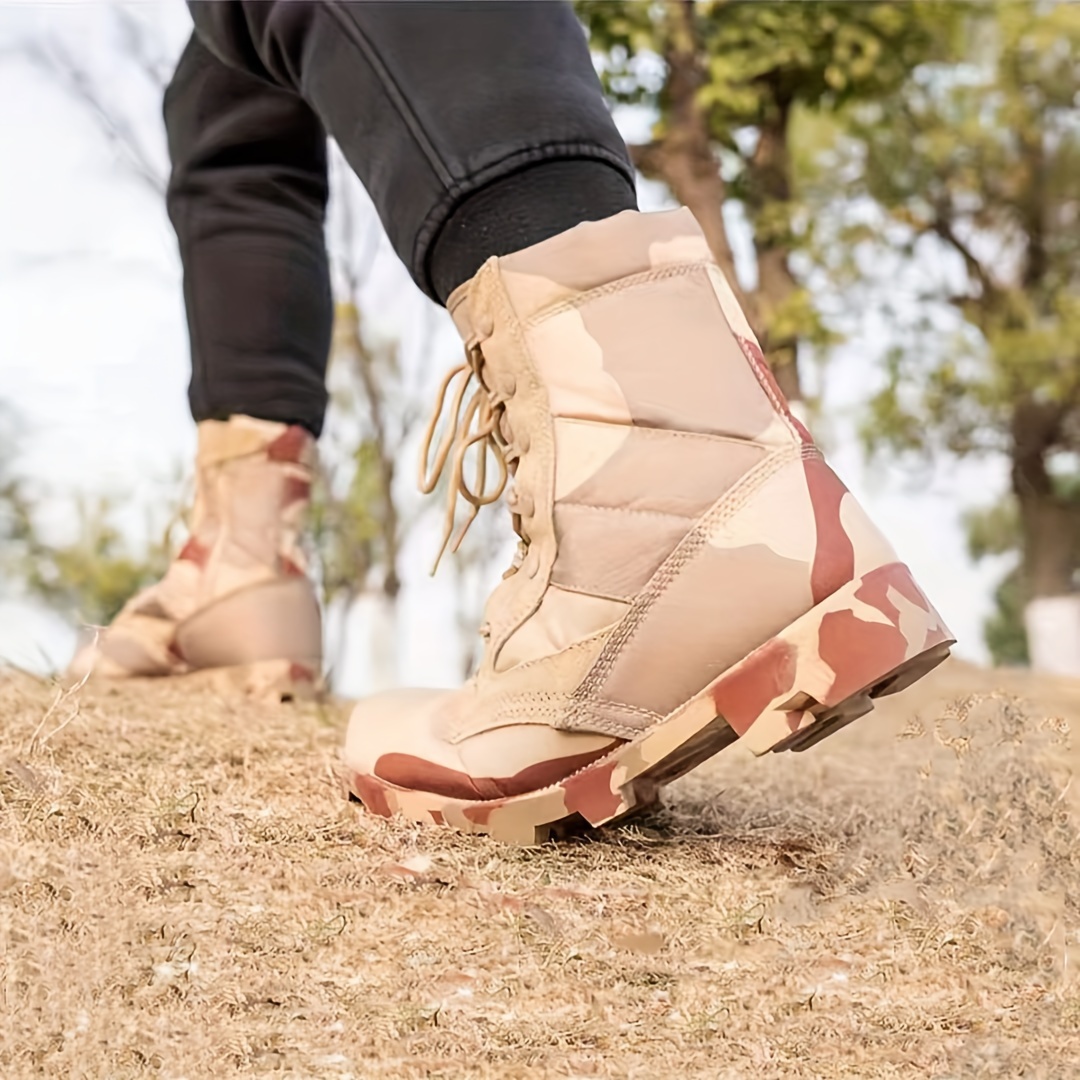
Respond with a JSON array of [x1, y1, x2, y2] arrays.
[[351, 561, 954, 825]]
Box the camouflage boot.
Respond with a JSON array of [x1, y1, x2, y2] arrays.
[[67, 415, 322, 701], [344, 209, 953, 842]]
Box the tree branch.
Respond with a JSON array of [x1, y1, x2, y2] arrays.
[[21, 36, 166, 196], [930, 211, 998, 302]]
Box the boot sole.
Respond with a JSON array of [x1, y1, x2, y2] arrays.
[[348, 562, 954, 844], [183, 659, 323, 704], [77, 659, 322, 705]]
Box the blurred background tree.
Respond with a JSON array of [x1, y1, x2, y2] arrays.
[[830, 1, 1080, 669], [581, 0, 1079, 671], [577, 0, 960, 401], [1, 401, 180, 631]]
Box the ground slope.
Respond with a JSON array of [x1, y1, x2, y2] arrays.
[[2, 660, 1079, 1079]]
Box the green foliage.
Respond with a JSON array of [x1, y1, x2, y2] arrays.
[[18, 496, 175, 626], [984, 565, 1031, 668], [578, 1, 959, 390], [845, 3, 1080, 468], [0, 406, 35, 567], [317, 297, 408, 614], [2, 405, 180, 627], [964, 498, 1022, 564], [831, 1, 1080, 654], [310, 435, 383, 609], [581, 2, 1080, 660], [583, 1, 956, 119]]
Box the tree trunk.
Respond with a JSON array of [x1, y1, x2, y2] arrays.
[[1012, 401, 1076, 598], [749, 113, 802, 402], [1011, 400, 1080, 674], [631, 1, 762, 339]]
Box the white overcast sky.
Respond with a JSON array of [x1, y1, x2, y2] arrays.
[[0, 1, 1009, 690]]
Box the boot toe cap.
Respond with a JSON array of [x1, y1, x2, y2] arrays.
[[345, 690, 619, 802]]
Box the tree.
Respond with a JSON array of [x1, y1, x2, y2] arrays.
[[16, 494, 180, 628], [2, 402, 181, 631], [578, 0, 957, 399], [833, 2, 1080, 670]]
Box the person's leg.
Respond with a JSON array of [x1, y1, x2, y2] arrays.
[[185, 0, 638, 303], [106, 2, 949, 832], [165, 32, 332, 437], [67, 32, 327, 698]]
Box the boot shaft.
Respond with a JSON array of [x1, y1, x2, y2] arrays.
[[188, 416, 315, 583], [446, 210, 812, 676]]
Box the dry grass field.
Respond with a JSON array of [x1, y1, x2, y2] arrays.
[[2, 658, 1079, 1079]]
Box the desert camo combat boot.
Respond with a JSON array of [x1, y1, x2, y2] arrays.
[[67, 415, 322, 701], [344, 208, 954, 842]]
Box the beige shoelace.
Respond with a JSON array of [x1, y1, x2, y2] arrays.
[[418, 347, 515, 573]]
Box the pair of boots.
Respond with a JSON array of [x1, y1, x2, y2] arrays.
[[72, 210, 953, 843]]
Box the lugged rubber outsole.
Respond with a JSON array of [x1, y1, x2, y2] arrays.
[[348, 562, 954, 844]]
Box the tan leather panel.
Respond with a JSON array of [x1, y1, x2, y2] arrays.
[[496, 586, 629, 672], [174, 577, 322, 669], [557, 422, 767, 519], [592, 543, 815, 720], [498, 207, 704, 316], [551, 504, 691, 600], [576, 266, 779, 440]]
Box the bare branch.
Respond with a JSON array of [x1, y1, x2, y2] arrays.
[[930, 210, 999, 303], [22, 35, 166, 196], [113, 8, 173, 91]]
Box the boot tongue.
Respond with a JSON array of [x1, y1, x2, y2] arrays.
[[496, 208, 711, 321]]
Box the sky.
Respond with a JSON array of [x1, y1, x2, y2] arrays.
[[0, 2, 1010, 693]]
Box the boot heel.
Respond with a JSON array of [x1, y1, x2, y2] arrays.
[[712, 561, 954, 756]]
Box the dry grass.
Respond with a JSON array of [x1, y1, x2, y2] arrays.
[[2, 660, 1080, 1079]]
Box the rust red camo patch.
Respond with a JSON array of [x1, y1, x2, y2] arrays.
[[282, 476, 312, 507], [267, 426, 310, 463], [288, 663, 315, 684], [711, 637, 798, 735], [373, 744, 617, 801], [805, 458, 855, 605], [736, 336, 814, 444], [882, 561, 932, 613], [854, 564, 903, 625], [562, 759, 623, 824], [177, 537, 210, 567], [818, 608, 908, 705], [463, 800, 505, 826], [350, 772, 392, 818]]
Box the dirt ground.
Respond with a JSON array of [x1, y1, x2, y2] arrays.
[[2, 658, 1079, 1080]]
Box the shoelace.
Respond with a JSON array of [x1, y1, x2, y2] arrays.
[[418, 345, 515, 573]]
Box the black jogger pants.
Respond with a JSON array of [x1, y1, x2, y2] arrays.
[[166, 1, 636, 436]]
